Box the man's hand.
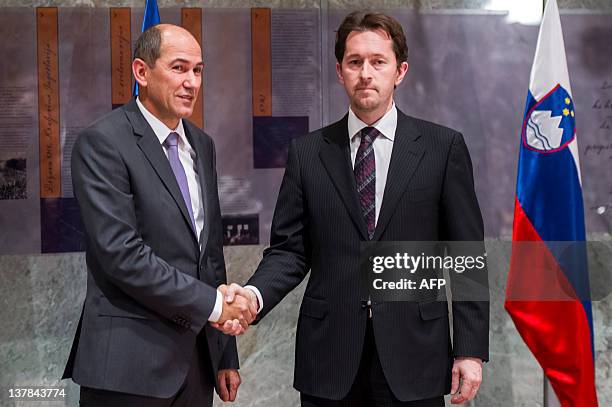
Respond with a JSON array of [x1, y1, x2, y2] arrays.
[[217, 369, 241, 402], [223, 283, 259, 310], [211, 284, 259, 336], [450, 357, 483, 404]]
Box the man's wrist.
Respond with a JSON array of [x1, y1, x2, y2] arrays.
[[454, 356, 483, 364], [208, 290, 224, 322], [243, 285, 263, 313]]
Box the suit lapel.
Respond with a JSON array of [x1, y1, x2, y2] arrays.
[[184, 122, 212, 257], [124, 101, 198, 242], [319, 115, 369, 240], [372, 111, 425, 241]]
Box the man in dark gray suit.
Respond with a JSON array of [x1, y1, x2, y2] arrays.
[[63, 24, 255, 406], [222, 11, 489, 406]]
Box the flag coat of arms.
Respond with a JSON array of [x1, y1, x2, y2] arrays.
[[505, 0, 598, 405]]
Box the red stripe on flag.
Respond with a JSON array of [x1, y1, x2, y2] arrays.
[[506, 198, 598, 406], [508, 198, 578, 301]]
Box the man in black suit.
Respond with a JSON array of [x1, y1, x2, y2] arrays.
[[222, 11, 489, 406], [63, 24, 256, 406]]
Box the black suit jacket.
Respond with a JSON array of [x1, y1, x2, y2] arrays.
[[247, 110, 489, 401], [62, 100, 238, 398]]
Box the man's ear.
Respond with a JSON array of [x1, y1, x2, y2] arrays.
[[394, 61, 409, 87], [336, 62, 345, 86], [132, 58, 149, 88]]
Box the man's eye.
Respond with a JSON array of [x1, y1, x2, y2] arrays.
[[173, 65, 185, 72], [194, 67, 203, 75]]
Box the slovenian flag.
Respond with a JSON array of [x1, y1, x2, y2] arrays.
[[504, 0, 598, 405], [133, 0, 160, 97]]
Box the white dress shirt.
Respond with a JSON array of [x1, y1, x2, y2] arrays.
[[136, 98, 223, 322], [246, 103, 399, 313]]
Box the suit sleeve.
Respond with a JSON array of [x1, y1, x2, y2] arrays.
[[246, 139, 312, 320], [72, 127, 217, 334], [218, 336, 239, 370], [207, 136, 227, 285], [208, 136, 239, 370], [440, 132, 490, 362]]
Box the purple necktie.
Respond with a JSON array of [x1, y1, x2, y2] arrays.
[[164, 132, 196, 233], [354, 126, 379, 240]]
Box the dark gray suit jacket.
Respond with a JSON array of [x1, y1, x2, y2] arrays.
[[62, 99, 237, 398], [247, 110, 489, 401]]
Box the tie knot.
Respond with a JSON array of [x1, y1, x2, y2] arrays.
[[360, 127, 380, 144], [164, 132, 179, 148]]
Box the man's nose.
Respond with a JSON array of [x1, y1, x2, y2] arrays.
[[183, 71, 199, 88], [359, 61, 373, 79]]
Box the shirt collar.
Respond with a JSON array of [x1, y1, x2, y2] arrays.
[[136, 97, 187, 146], [347, 102, 397, 142]]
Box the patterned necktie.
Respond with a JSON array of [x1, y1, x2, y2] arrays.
[[354, 126, 380, 240], [164, 132, 196, 234]]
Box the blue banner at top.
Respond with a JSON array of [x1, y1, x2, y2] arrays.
[[134, 0, 161, 97]]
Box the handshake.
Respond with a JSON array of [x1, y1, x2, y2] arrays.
[[211, 283, 259, 336]]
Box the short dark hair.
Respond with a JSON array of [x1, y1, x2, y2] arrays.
[[335, 11, 408, 67], [133, 25, 162, 67]]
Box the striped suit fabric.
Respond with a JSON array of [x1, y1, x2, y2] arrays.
[[247, 110, 489, 402]]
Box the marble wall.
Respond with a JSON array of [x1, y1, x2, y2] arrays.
[[0, 1, 610, 406], [1, 240, 611, 407]]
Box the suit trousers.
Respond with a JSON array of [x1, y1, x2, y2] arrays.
[[79, 339, 214, 407], [300, 319, 445, 407]]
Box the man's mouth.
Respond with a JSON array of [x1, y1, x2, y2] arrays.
[[177, 94, 194, 101]]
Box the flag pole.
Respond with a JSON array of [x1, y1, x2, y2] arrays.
[[540, 0, 558, 383], [537, 0, 575, 405], [544, 379, 561, 407], [540, 0, 561, 403]]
